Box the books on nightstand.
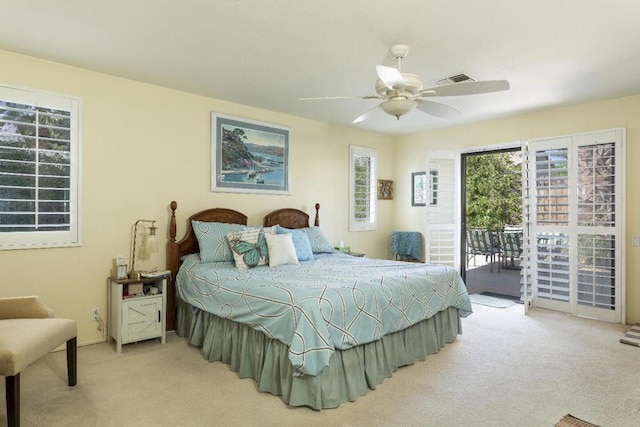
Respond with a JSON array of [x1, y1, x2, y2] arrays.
[[141, 270, 171, 279]]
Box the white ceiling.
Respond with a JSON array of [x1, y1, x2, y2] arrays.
[[2, 0, 640, 135]]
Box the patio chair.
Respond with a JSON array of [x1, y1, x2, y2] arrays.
[[466, 228, 501, 273], [498, 230, 523, 269]]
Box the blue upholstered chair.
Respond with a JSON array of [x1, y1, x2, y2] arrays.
[[391, 231, 422, 262]]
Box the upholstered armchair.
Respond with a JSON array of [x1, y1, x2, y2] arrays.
[[0, 296, 77, 427]]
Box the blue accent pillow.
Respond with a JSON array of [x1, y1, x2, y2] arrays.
[[302, 227, 335, 254], [276, 226, 314, 261], [192, 220, 247, 262]]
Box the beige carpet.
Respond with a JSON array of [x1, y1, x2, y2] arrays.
[[2, 304, 639, 426]]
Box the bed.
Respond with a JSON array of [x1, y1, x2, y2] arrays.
[[167, 200, 472, 409]]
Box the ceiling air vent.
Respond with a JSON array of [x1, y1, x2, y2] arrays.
[[434, 73, 476, 86]]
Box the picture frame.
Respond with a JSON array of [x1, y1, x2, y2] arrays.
[[116, 264, 128, 279], [377, 179, 393, 200], [411, 172, 427, 206], [411, 170, 438, 207], [211, 113, 291, 195]]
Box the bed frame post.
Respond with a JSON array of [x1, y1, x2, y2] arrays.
[[170, 201, 177, 243], [314, 203, 320, 226], [166, 201, 178, 331]]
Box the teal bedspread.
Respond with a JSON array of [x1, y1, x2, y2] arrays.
[[176, 252, 472, 376]]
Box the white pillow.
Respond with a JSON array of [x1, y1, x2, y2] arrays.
[[265, 233, 299, 267]]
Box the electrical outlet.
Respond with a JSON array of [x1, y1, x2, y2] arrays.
[[91, 307, 100, 321]]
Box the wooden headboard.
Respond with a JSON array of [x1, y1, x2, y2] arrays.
[[264, 203, 320, 229], [166, 200, 247, 330]]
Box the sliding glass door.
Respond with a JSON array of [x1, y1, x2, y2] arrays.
[[524, 129, 624, 322]]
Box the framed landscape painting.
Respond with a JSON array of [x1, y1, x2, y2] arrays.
[[211, 113, 290, 195]]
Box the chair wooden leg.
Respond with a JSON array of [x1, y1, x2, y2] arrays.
[[6, 373, 19, 427], [66, 337, 77, 386]]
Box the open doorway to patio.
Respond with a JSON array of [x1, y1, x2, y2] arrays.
[[461, 148, 523, 301]]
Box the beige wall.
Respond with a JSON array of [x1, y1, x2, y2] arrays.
[[393, 95, 640, 324], [2, 47, 638, 345], [0, 49, 395, 345]]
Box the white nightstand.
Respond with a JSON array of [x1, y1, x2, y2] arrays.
[[107, 275, 167, 353]]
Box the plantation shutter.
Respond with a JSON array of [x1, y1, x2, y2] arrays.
[[425, 150, 460, 269], [0, 86, 80, 248], [525, 129, 624, 322], [521, 141, 533, 313], [574, 135, 621, 320], [533, 140, 571, 312], [349, 145, 377, 231]]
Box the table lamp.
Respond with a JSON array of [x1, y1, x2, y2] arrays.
[[129, 219, 158, 279]]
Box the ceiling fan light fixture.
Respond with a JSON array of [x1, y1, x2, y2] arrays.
[[380, 98, 417, 120], [300, 44, 510, 125]]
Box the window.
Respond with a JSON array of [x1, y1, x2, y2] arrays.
[[349, 145, 376, 231], [0, 84, 81, 249]]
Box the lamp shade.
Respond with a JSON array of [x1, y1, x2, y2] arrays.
[[147, 233, 158, 253], [146, 221, 158, 253], [380, 98, 417, 119], [130, 219, 158, 278]]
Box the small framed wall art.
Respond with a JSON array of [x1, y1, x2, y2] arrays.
[[377, 179, 393, 200]]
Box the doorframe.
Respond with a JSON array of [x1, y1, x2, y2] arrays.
[[459, 142, 521, 285]]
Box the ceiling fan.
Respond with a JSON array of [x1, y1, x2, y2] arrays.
[[301, 44, 510, 123]]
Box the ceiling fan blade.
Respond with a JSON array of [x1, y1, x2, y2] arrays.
[[352, 105, 380, 124], [376, 65, 405, 90], [300, 96, 361, 101], [420, 80, 510, 97], [416, 100, 460, 119], [300, 95, 382, 101]]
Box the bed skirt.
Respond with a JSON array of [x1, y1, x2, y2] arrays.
[[176, 299, 462, 409]]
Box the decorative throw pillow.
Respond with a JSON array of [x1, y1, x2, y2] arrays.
[[262, 224, 278, 234], [276, 226, 314, 261], [192, 220, 247, 263], [227, 227, 273, 269], [265, 233, 299, 267], [302, 227, 335, 253]]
